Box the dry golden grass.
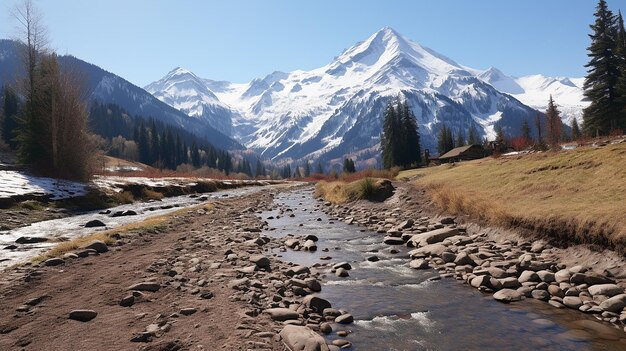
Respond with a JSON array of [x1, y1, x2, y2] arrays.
[[316, 178, 388, 204], [399, 143, 626, 251], [32, 203, 214, 263]]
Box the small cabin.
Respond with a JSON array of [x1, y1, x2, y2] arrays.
[[438, 144, 486, 163]]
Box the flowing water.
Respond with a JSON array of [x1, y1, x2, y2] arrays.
[[0, 184, 282, 269], [263, 188, 626, 351]]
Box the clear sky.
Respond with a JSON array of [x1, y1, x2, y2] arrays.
[[1, 0, 624, 87]]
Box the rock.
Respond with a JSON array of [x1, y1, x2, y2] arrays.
[[80, 240, 108, 253], [518, 270, 540, 283], [200, 291, 214, 299], [130, 332, 153, 343], [409, 259, 429, 270], [286, 265, 310, 276], [441, 252, 456, 263], [305, 235, 319, 242], [266, 308, 300, 321], [180, 308, 197, 316], [587, 284, 624, 297], [555, 270, 571, 283], [305, 278, 321, 292], [84, 219, 106, 228], [470, 275, 502, 290], [285, 239, 300, 249], [128, 282, 161, 292], [278, 325, 330, 351], [563, 296, 583, 309], [383, 236, 405, 245], [366, 256, 379, 262], [335, 268, 349, 277], [228, 278, 250, 290], [530, 241, 546, 253], [302, 296, 332, 313], [536, 270, 555, 283], [499, 277, 520, 289], [584, 272, 615, 285], [439, 216, 455, 225], [454, 251, 476, 266], [408, 228, 459, 247], [15, 236, 48, 244], [409, 243, 448, 258], [44, 258, 65, 266], [548, 285, 565, 298], [598, 294, 626, 313], [332, 262, 352, 270], [399, 219, 414, 229], [320, 322, 332, 334], [69, 309, 97, 322], [335, 313, 354, 324], [119, 295, 135, 307], [303, 240, 317, 251], [531, 289, 550, 301], [250, 255, 270, 269], [493, 289, 523, 303]]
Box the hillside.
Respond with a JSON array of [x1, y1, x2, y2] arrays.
[[399, 141, 626, 251]]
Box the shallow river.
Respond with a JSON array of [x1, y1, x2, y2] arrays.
[[263, 188, 626, 351], [0, 185, 280, 269]]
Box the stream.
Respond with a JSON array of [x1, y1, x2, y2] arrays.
[[0, 184, 282, 269], [263, 188, 625, 350]]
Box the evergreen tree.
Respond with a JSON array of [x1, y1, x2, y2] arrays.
[[494, 124, 505, 143], [303, 160, 311, 177], [381, 101, 400, 169], [467, 125, 480, 145], [1, 86, 19, 149], [294, 166, 302, 178], [316, 162, 323, 174], [545, 95, 562, 146], [455, 130, 465, 147], [437, 125, 450, 154], [583, 0, 620, 135], [615, 10, 626, 129], [521, 118, 532, 142], [571, 118, 582, 141], [399, 99, 421, 167], [343, 158, 356, 173], [190, 141, 200, 167], [535, 113, 544, 144]]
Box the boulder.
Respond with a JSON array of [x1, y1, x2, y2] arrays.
[[15, 236, 48, 244], [69, 309, 97, 322], [493, 289, 523, 303], [454, 252, 476, 266], [279, 325, 330, 351], [332, 262, 352, 270], [44, 258, 65, 266], [587, 284, 623, 297], [250, 255, 270, 269], [84, 219, 106, 228], [408, 228, 459, 247], [563, 296, 583, 309], [266, 308, 300, 321], [302, 296, 331, 313], [335, 313, 354, 324], [303, 240, 317, 251], [536, 270, 555, 283], [409, 259, 429, 270], [599, 294, 626, 313], [518, 270, 540, 283], [286, 266, 310, 276], [409, 244, 448, 258], [383, 236, 405, 245], [80, 240, 109, 254]]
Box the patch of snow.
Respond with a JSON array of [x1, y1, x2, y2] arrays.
[[0, 171, 87, 200]]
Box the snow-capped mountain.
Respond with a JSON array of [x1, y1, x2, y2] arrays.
[[144, 67, 235, 136], [147, 27, 573, 162], [477, 67, 587, 124]]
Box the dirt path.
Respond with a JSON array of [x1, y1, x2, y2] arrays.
[[0, 190, 287, 351]]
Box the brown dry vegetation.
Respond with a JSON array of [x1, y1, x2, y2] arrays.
[[398, 143, 626, 252], [315, 177, 393, 204]]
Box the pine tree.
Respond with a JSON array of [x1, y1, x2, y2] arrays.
[[316, 162, 324, 174], [571, 118, 582, 141], [381, 101, 399, 169], [615, 10, 626, 130], [545, 95, 562, 146], [535, 113, 544, 144], [255, 159, 265, 178], [1, 86, 19, 149], [399, 99, 421, 167], [467, 125, 480, 145], [343, 158, 356, 173], [455, 130, 465, 147], [303, 161, 311, 177], [190, 141, 200, 167], [437, 125, 448, 154], [521, 118, 532, 142], [583, 0, 620, 135]]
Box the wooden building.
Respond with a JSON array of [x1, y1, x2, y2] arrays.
[[438, 144, 486, 162]]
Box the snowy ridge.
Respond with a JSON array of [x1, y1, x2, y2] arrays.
[[147, 27, 584, 162]]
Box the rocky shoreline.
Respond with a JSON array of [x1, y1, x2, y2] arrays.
[[315, 181, 626, 343]]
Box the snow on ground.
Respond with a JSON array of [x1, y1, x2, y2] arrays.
[[0, 170, 87, 200]]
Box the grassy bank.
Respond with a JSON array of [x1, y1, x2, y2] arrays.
[[399, 143, 626, 252], [315, 177, 393, 204]]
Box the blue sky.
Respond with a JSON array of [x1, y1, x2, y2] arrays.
[[1, 0, 624, 87]]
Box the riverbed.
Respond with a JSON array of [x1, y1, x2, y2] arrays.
[[263, 188, 626, 350]]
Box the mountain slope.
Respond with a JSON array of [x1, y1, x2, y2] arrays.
[[148, 27, 573, 162], [0, 39, 242, 151], [478, 67, 587, 123]]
